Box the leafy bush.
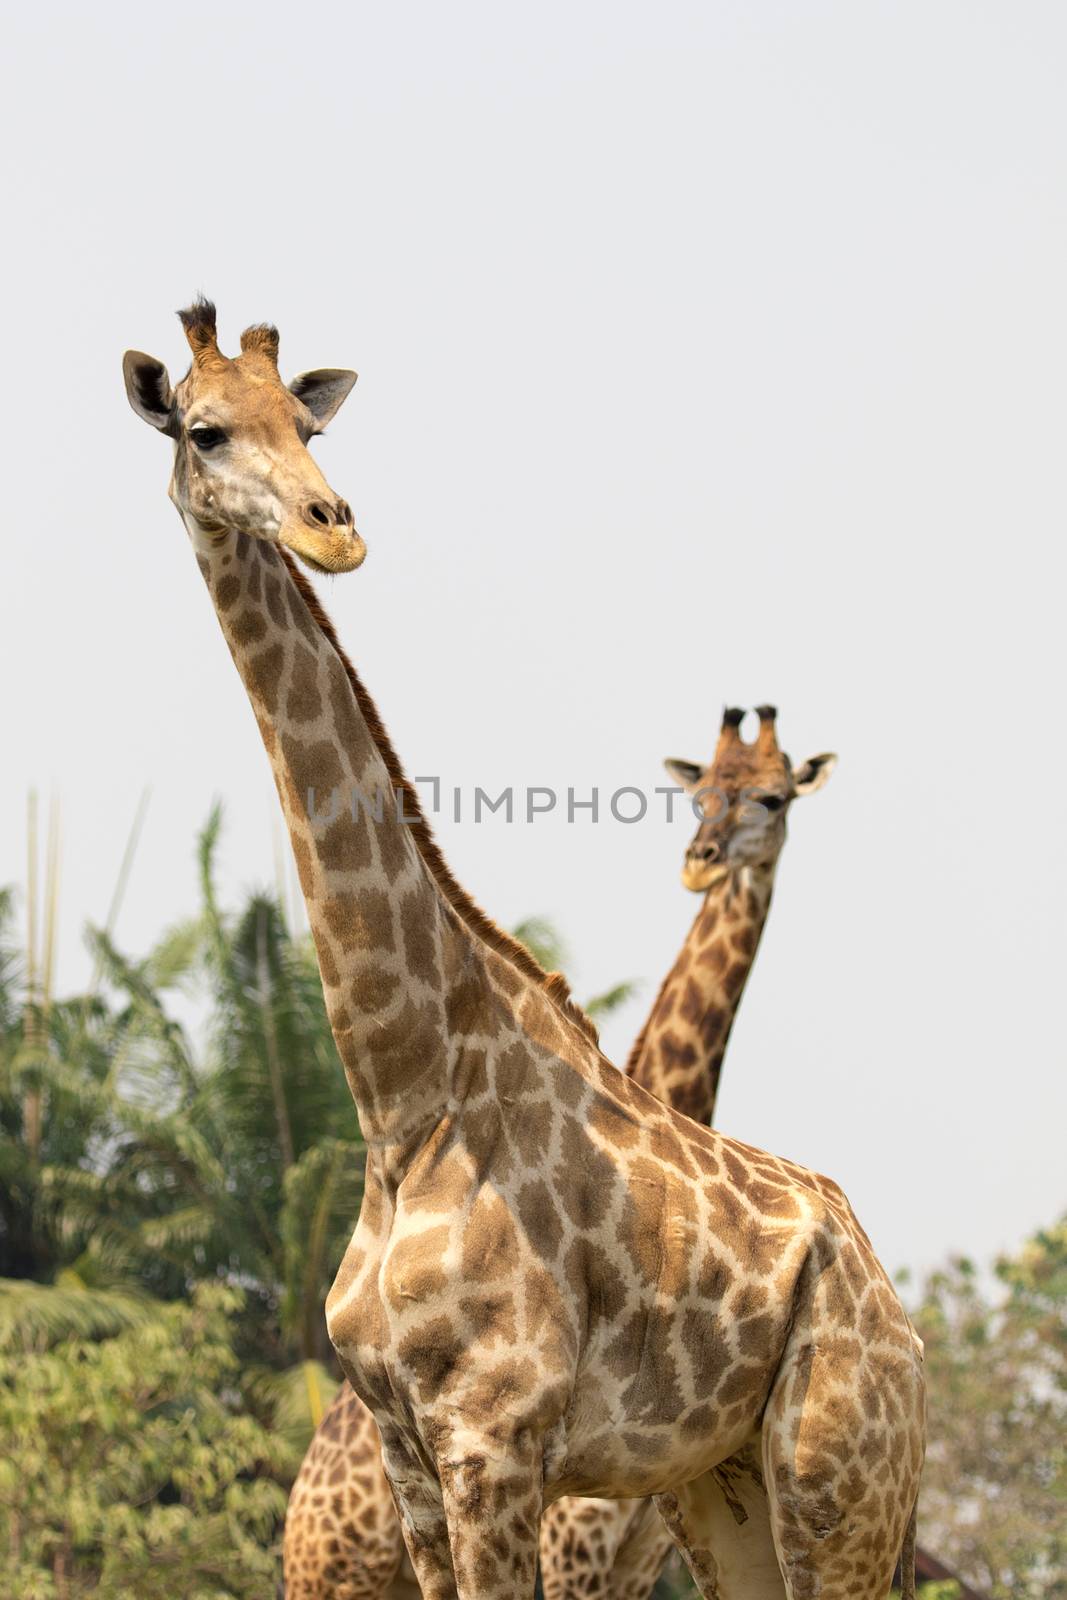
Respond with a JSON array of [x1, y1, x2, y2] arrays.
[[0, 1282, 290, 1598]]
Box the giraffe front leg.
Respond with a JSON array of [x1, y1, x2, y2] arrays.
[[378, 1441, 458, 1600], [379, 1427, 542, 1600], [436, 1428, 543, 1600]]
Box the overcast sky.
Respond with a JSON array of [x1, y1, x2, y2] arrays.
[[3, 1, 1065, 1279]]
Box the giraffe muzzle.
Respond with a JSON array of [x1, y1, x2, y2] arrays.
[[283, 496, 367, 573], [682, 851, 730, 893]]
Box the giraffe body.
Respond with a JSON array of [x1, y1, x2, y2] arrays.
[[125, 305, 925, 1600], [289, 705, 832, 1600], [327, 1027, 921, 1600]]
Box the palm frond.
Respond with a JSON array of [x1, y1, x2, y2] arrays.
[[512, 915, 569, 973], [85, 925, 199, 1103], [280, 1138, 365, 1358], [0, 1274, 159, 1352], [246, 1358, 340, 1453], [584, 978, 642, 1020], [143, 915, 205, 991], [197, 801, 230, 974]]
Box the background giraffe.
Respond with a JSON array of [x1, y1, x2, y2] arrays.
[[285, 704, 836, 1600], [628, 706, 835, 1125], [124, 302, 924, 1600], [539, 703, 836, 1600]]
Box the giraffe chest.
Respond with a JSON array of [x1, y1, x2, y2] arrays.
[[328, 1087, 820, 1502], [333, 1197, 580, 1418], [331, 1185, 800, 1506]]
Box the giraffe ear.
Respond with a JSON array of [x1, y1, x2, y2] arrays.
[[663, 759, 703, 791], [122, 351, 178, 436], [289, 368, 358, 428], [792, 752, 837, 795]]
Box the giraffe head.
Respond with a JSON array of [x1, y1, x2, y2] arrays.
[[665, 706, 836, 892], [122, 299, 364, 574]]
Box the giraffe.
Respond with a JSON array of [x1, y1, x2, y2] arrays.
[[123, 301, 924, 1600], [284, 1388, 420, 1600], [285, 704, 837, 1600], [538, 704, 838, 1600], [627, 705, 835, 1127]]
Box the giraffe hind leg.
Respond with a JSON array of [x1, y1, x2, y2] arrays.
[[539, 1497, 639, 1600], [385, 1548, 423, 1600], [653, 1443, 786, 1600], [604, 1496, 674, 1600], [761, 1335, 925, 1600]]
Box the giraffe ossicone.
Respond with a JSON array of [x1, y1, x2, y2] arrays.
[[125, 304, 925, 1600]]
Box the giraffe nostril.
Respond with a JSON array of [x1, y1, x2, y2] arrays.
[[306, 500, 333, 528], [337, 500, 353, 528]]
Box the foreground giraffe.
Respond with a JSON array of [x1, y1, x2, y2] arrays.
[[124, 302, 924, 1600], [285, 704, 837, 1599]]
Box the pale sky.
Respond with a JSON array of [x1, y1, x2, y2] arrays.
[[3, 1, 1065, 1279]]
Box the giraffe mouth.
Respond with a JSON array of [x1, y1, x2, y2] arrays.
[[682, 860, 730, 893], [282, 527, 367, 575]]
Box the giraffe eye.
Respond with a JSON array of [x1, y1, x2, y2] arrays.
[[189, 426, 226, 451], [758, 795, 785, 812]]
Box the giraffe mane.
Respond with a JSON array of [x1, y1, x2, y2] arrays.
[[279, 551, 600, 1048]]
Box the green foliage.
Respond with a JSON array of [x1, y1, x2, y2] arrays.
[[890, 1586, 961, 1600], [0, 808, 366, 1591], [0, 1275, 156, 1352], [511, 914, 639, 1022], [584, 978, 642, 1020], [10, 810, 366, 1376], [0, 1282, 289, 1598], [247, 1359, 341, 1458], [279, 1137, 365, 1362], [914, 1220, 1067, 1599], [511, 915, 568, 973]]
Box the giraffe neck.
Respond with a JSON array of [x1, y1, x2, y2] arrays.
[[190, 522, 596, 1148], [626, 866, 776, 1125], [192, 524, 476, 1148]]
